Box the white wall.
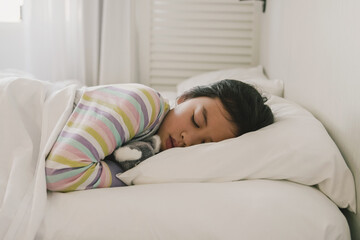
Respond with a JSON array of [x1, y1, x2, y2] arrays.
[[260, 0, 360, 238], [0, 23, 25, 70]]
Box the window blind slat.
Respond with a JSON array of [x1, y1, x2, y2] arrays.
[[153, 3, 255, 13], [151, 53, 252, 63], [151, 45, 253, 55], [153, 20, 253, 30], [152, 36, 253, 47], [151, 62, 250, 71], [153, 12, 253, 21], [152, 28, 253, 38]]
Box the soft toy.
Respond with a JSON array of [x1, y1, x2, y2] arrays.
[[105, 135, 161, 171]]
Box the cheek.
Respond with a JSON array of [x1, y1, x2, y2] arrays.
[[167, 104, 192, 130], [162, 111, 179, 131], [168, 112, 188, 132], [170, 109, 183, 123]]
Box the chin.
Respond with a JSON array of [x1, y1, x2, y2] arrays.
[[159, 141, 165, 151]]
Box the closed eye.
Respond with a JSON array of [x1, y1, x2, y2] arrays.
[[191, 114, 200, 128]]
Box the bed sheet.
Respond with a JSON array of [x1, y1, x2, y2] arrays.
[[37, 180, 350, 240]]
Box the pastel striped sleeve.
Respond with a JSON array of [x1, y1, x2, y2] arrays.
[[45, 84, 169, 192]]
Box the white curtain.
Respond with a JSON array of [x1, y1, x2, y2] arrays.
[[23, 0, 139, 86], [99, 0, 137, 85]]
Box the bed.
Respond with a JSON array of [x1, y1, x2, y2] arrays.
[[1, 0, 359, 239], [0, 65, 355, 240]]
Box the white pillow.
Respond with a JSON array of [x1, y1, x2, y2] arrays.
[[118, 95, 356, 213], [176, 65, 284, 97]]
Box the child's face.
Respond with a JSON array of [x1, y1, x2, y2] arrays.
[[157, 96, 237, 151]]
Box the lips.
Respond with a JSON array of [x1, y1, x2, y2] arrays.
[[165, 136, 177, 149]]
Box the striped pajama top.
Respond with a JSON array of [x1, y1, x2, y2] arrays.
[[45, 84, 169, 192]]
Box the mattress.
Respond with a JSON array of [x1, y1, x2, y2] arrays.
[[37, 180, 350, 240]]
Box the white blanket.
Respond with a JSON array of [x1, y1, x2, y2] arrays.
[[0, 75, 79, 240]]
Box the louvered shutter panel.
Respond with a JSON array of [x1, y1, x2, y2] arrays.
[[148, 0, 263, 91]]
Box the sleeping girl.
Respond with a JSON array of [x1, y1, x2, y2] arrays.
[[45, 79, 274, 191]]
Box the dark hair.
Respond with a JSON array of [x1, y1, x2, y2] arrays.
[[178, 79, 274, 136]]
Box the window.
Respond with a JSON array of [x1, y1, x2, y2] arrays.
[[0, 0, 23, 22]]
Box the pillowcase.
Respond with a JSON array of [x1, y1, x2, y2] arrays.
[[118, 95, 356, 213], [176, 65, 284, 97]]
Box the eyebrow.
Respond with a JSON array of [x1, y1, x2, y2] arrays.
[[202, 107, 208, 126]]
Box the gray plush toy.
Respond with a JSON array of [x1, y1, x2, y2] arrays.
[[104, 135, 161, 171]]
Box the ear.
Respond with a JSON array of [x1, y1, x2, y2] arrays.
[[176, 95, 186, 105]]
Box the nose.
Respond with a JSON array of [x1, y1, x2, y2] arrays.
[[181, 131, 203, 147]]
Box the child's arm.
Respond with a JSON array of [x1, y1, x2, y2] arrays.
[[45, 84, 169, 192]]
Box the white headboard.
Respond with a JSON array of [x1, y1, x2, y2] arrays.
[[260, 0, 360, 238], [146, 0, 263, 91]]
